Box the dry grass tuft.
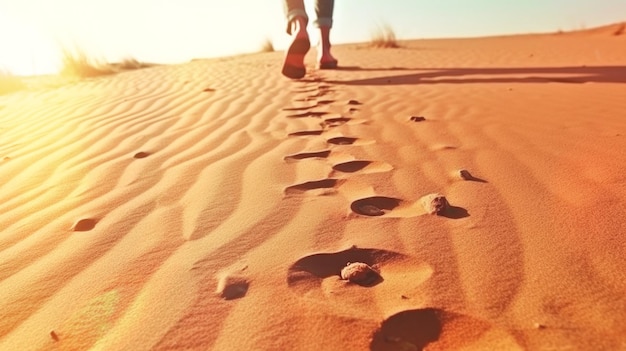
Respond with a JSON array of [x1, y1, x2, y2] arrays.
[[59, 46, 152, 78], [0, 70, 25, 95], [370, 24, 400, 48], [59, 47, 115, 78], [260, 37, 275, 52], [110, 57, 153, 70]]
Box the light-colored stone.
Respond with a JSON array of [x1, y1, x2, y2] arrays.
[[420, 193, 449, 215], [340, 262, 379, 284]]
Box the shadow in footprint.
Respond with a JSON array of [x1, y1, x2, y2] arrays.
[[440, 206, 470, 219], [288, 246, 404, 289], [133, 151, 150, 159], [72, 218, 98, 232], [351, 197, 402, 217], [370, 308, 513, 351], [288, 111, 328, 118], [328, 137, 358, 145], [288, 130, 324, 137], [322, 117, 352, 128], [284, 150, 331, 162], [283, 106, 315, 112], [333, 160, 371, 173], [371, 308, 442, 351], [285, 178, 343, 194], [317, 99, 335, 105]]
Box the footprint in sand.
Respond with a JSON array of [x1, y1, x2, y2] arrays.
[[133, 151, 150, 159], [287, 246, 433, 312], [350, 196, 404, 217], [288, 247, 393, 290], [350, 195, 469, 219], [288, 130, 324, 137], [287, 111, 328, 118], [331, 160, 393, 176], [284, 178, 345, 195], [321, 117, 353, 128], [284, 150, 331, 162], [282, 106, 316, 112], [327, 136, 374, 146], [71, 218, 98, 232], [370, 308, 520, 351], [316, 99, 335, 105]]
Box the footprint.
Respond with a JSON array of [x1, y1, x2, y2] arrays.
[[284, 178, 344, 195], [133, 151, 150, 159], [287, 247, 404, 292], [288, 130, 324, 137], [71, 218, 98, 232], [283, 106, 315, 112], [332, 160, 393, 175], [321, 117, 352, 128], [287, 246, 432, 312], [326, 136, 375, 146], [287, 111, 328, 118], [350, 197, 403, 217], [316, 99, 335, 105], [284, 150, 331, 162], [370, 308, 520, 351]]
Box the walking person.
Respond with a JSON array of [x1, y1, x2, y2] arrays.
[[282, 0, 338, 79]]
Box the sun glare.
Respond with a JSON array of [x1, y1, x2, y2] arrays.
[[0, 12, 60, 76]]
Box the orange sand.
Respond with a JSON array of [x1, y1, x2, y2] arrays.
[[1, 23, 626, 350]]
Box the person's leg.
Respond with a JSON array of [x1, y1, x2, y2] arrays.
[[314, 0, 337, 68], [282, 0, 311, 79]]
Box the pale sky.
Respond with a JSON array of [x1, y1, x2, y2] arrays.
[[1, 0, 625, 75]]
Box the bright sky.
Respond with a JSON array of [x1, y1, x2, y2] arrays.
[[1, 0, 625, 76]]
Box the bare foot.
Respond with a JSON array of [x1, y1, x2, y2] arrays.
[[318, 48, 338, 69], [317, 26, 338, 69], [282, 18, 310, 79]]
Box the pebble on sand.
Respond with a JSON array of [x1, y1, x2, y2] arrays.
[[216, 275, 249, 300], [458, 169, 473, 180], [420, 193, 449, 215], [50, 330, 59, 341], [340, 262, 380, 285], [409, 116, 426, 122]]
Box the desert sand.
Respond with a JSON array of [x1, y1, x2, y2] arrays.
[[1, 23, 626, 350]]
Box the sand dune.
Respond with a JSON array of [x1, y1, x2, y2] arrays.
[[1, 24, 626, 350]]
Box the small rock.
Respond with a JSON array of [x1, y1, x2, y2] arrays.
[[420, 193, 449, 215], [533, 322, 546, 330], [409, 116, 426, 122], [2, 156, 10, 161], [401, 295, 409, 299], [50, 330, 59, 341], [347, 99, 361, 105], [203, 88, 216, 92], [340, 262, 380, 285], [216, 275, 249, 300], [458, 169, 473, 180]]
